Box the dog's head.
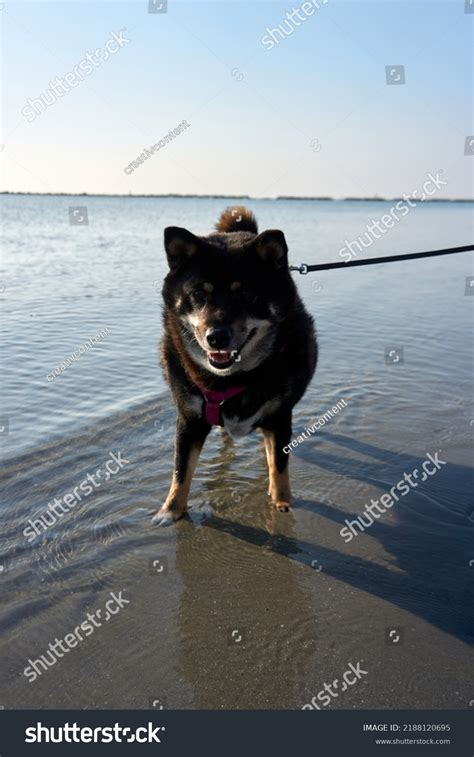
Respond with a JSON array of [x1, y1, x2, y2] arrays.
[[162, 224, 295, 376]]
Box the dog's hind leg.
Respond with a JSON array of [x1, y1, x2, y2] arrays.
[[152, 417, 210, 525], [262, 432, 273, 496], [261, 414, 292, 512]]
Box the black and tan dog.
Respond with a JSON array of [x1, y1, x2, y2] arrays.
[[152, 207, 317, 525]]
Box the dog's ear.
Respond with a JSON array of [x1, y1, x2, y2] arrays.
[[251, 230, 288, 269], [164, 227, 200, 272]]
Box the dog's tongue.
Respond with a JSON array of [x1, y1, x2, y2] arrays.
[[209, 351, 232, 364]]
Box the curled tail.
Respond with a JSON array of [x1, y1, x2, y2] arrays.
[[215, 206, 258, 234]]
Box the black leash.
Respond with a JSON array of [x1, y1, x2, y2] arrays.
[[289, 243, 474, 274]]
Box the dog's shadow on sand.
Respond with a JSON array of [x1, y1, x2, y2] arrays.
[[200, 432, 474, 643]]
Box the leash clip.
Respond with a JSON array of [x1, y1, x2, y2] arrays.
[[290, 263, 309, 275]]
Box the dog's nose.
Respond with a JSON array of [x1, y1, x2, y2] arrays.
[[206, 327, 232, 349]]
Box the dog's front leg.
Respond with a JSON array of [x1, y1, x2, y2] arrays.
[[152, 416, 210, 525], [261, 412, 292, 512]]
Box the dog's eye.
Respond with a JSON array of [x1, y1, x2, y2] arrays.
[[241, 289, 257, 304], [191, 289, 206, 305]]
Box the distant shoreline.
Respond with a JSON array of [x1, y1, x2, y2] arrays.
[[0, 191, 472, 203]]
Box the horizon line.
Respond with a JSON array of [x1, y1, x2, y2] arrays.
[[1, 191, 473, 203]]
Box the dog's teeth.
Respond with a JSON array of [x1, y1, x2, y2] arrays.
[[209, 351, 232, 364]]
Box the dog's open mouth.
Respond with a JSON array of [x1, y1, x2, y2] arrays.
[[207, 329, 257, 370], [208, 351, 238, 369]]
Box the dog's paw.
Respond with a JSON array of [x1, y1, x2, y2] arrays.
[[275, 501, 291, 513], [151, 507, 184, 526]]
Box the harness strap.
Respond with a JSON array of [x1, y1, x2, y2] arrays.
[[195, 384, 245, 426]]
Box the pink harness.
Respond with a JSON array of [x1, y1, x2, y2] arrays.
[[195, 384, 245, 426]]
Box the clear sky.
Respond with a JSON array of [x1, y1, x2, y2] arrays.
[[1, 0, 473, 198]]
